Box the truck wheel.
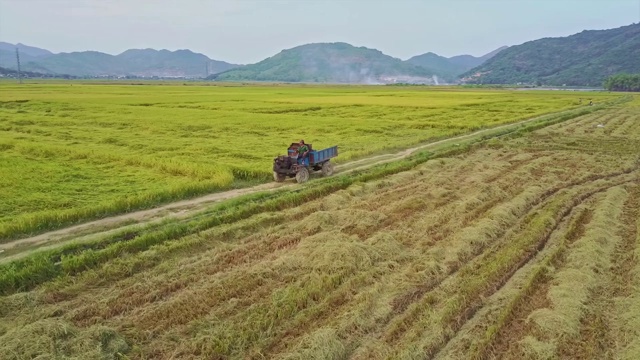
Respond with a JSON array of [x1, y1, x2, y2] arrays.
[[321, 161, 334, 176], [295, 168, 310, 183], [273, 172, 286, 182]]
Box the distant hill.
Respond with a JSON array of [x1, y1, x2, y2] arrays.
[[461, 23, 640, 86], [116, 49, 236, 77], [0, 43, 237, 78], [0, 42, 53, 58], [0, 66, 73, 79], [477, 46, 510, 62], [448, 46, 509, 68], [0, 49, 38, 69], [405, 46, 507, 82], [30, 51, 123, 76], [211, 42, 437, 84], [0, 42, 53, 71], [405, 53, 466, 82], [3, 22, 636, 85]]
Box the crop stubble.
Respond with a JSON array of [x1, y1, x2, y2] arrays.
[[0, 93, 638, 359]]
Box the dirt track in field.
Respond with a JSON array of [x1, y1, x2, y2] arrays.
[[0, 109, 572, 255], [3, 100, 640, 359]]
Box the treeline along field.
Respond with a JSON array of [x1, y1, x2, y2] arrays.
[[0, 83, 614, 240], [0, 95, 638, 359]]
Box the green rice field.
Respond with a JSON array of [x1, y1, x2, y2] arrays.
[[0, 83, 614, 240]]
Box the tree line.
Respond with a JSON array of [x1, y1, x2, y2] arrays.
[[603, 73, 640, 92]]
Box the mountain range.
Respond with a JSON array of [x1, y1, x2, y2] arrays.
[[462, 23, 640, 86], [211, 43, 504, 84], [0, 43, 237, 78], [1, 22, 638, 84], [403, 46, 509, 82], [0, 40, 501, 83]]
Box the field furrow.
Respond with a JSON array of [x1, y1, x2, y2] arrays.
[[1, 90, 638, 360], [613, 185, 640, 360], [466, 184, 638, 360], [558, 183, 640, 358], [387, 176, 636, 358], [436, 185, 617, 359], [477, 204, 593, 359], [597, 183, 640, 359]]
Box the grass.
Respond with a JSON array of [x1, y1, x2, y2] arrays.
[[441, 99, 640, 360], [0, 99, 618, 295], [577, 183, 640, 360], [0, 318, 129, 359], [0, 92, 638, 360], [522, 187, 627, 358], [0, 130, 479, 294], [388, 174, 635, 359], [0, 83, 617, 241], [619, 208, 640, 359]]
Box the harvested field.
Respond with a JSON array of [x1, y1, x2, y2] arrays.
[[0, 93, 638, 360]]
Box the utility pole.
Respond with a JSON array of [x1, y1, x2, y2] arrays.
[[15, 48, 23, 84]]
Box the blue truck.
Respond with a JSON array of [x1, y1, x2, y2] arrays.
[[273, 143, 339, 183]]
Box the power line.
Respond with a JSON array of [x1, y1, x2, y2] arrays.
[[15, 48, 23, 84]]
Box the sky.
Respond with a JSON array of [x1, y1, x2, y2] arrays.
[[0, 0, 639, 64]]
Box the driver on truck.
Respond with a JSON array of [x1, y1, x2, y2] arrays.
[[297, 140, 310, 165]]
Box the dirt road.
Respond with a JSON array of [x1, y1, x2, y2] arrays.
[[0, 107, 591, 254]]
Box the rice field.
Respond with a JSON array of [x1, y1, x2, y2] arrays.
[[0, 83, 613, 241], [1, 92, 638, 359]]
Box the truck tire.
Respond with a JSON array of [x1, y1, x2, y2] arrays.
[[273, 171, 286, 182], [295, 168, 310, 183], [321, 161, 334, 177]]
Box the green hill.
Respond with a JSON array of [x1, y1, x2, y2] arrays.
[[0, 42, 55, 70], [0, 43, 237, 77], [0, 42, 53, 58], [449, 46, 508, 68], [30, 51, 122, 76], [405, 52, 466, 82], [405, 47, 508, 82], [0, 66, 73, 79], [461, 23, 640, 86], [116, 49, 236, 77], [211, 42, 436, 84], [0, 49, 40, 69]]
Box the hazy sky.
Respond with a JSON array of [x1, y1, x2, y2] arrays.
[[1, 0, 639, 64]]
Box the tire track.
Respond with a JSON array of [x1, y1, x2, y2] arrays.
[[338, 165, 637, 359], [176, 154, 566, 358], [1, 106, 598, 255], [385, 169, 638, 359], [559, 183, 640, 359], [390, 166, 638, 320], [482, 207, 594, 359], [66, 205, 326, 323], [459, 205, 595, 359], [430, 180, 634, 360]]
